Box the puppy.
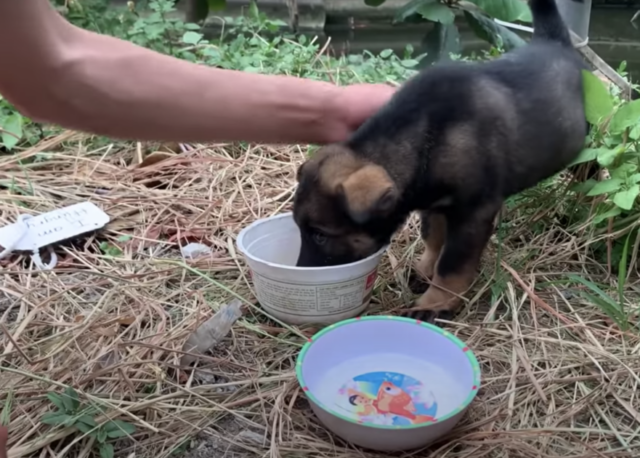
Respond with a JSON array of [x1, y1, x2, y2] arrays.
[[292, 0, 589, 323]]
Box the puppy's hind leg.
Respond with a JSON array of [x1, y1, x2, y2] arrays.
[[409, 211, 447, 294], [405, 202, 499, 325]]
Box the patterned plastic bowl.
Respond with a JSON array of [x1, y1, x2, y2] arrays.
[[296, 316, 481, 452]]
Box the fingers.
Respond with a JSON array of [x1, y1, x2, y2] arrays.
[[0, 425, 7, 458]]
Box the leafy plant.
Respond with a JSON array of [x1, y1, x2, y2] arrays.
[[570, 71, 640, 219], [0, 96, 52, 151], [56, 0, 197, 55], [42, 386, 136, 458], [99, 242, 124, 257], [0, 101, 23, 151], [365, 0, 530, 63], [167, 1, 421, 83], [53, 0, 419, 84], [566, 231, 637, 331], [99, 235, 132, 257]]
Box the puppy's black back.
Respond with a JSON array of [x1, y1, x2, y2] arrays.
[[347, 0, 587, 209]]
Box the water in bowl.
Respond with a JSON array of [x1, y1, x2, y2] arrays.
[[313, 353, 467, 427]]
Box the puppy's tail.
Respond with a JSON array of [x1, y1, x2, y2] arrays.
[[529, 0, 581, 48]]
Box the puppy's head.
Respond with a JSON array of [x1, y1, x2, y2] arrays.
[[293, 144, 401, 267]]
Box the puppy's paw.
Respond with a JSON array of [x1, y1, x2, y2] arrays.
[[401, 307, 454, 327], [408, 270, 430, 294]]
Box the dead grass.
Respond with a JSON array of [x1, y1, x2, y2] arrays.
[[0, 131, 639, 458]]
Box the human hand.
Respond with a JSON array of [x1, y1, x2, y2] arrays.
[[325, 83, 397, 143], [0, 425, 8, 458]]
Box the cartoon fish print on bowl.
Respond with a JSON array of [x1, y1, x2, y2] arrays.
[[373, 382, 435, 424], [334, 371, 438, 427]]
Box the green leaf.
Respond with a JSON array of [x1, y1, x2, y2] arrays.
[[568, 147, 598, 166], [182, 31, 203, 45], [581, 70, 614, 125], [421, 21, 461, 65], [1, 389, 13, 425], [395, 0, 436, 22], [469, 0, 532, 22], [463, 10, 526, 51], [613, 185, 639, 210], [401, 59, 420, 67], [248, 0, 259, 20], [96, 427, 107, 443], [116, 235, 132, 242], [1, 112, 23, 150], [75, 421, 95, 435], [570, 178, 597, 195], [99, 443, 114, 458], [41, 411, 72, 426], [629, 173, 640, 184], [577, 290, 627, 329], [77, 414, 98, 427], [417, 2, 455, 24], [379, 49, 393, 59], [104, 420, 136, 438], [62, 386, 80, 413], [592, 206, 621, 224], [610, 99, 640, 134], [207, 0, 226, 11], [595, 147, 621, 167], [611, 162, 638, 180], [567, 274, 623, 316], [587, 178, 623, 196], [365, 0, 388, 6], [617, 231, 632, 306], [62, 415, 78, 427], [46, 393, 66, 411]]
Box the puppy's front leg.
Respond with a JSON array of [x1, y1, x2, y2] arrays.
[[406, 203, 499, 324], [409, 211, 447, 294]]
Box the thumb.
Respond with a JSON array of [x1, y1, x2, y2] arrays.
[[0, 425, 8, 458]]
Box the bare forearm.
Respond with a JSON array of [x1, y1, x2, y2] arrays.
[[44, 29, 343, 144], [0, 1, 345, 145], [37, 29, 343, 144], [0, 1, 395, 146]]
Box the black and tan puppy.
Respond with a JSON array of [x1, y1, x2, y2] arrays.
[[293, 0, 589, 323]]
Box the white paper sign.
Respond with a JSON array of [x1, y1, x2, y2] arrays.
[[0, 202, 110, 251]]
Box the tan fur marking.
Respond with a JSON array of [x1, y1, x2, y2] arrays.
[[340, 164, 396, 216], [316, 147, 361, 192], [415, 213, 447, 279], [313, 146, 397, 218], [413, 263, 476, 313]]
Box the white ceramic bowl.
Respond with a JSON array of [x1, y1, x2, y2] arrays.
[[236, 212, 387, 326], [296, 316, 481, 451]]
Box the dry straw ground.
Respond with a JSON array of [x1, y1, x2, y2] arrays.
[[1, 130, 639, 458]]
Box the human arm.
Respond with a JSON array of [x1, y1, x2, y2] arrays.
[[0, 1, 395, 145]]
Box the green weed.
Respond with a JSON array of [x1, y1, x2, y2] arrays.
[[42, 386, 136, 458]]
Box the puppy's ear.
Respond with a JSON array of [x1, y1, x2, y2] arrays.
[[296, 162, 307, 182], [297, 159, 319, 183], [338, 164, 399, 224]]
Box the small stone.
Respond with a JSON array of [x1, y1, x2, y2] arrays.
[[180, 243, 212, 259]]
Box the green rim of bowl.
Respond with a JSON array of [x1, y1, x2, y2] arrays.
[[295, 315, 481, 430]]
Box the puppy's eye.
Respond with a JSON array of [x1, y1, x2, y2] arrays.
[[312, 230, 328, 246]]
